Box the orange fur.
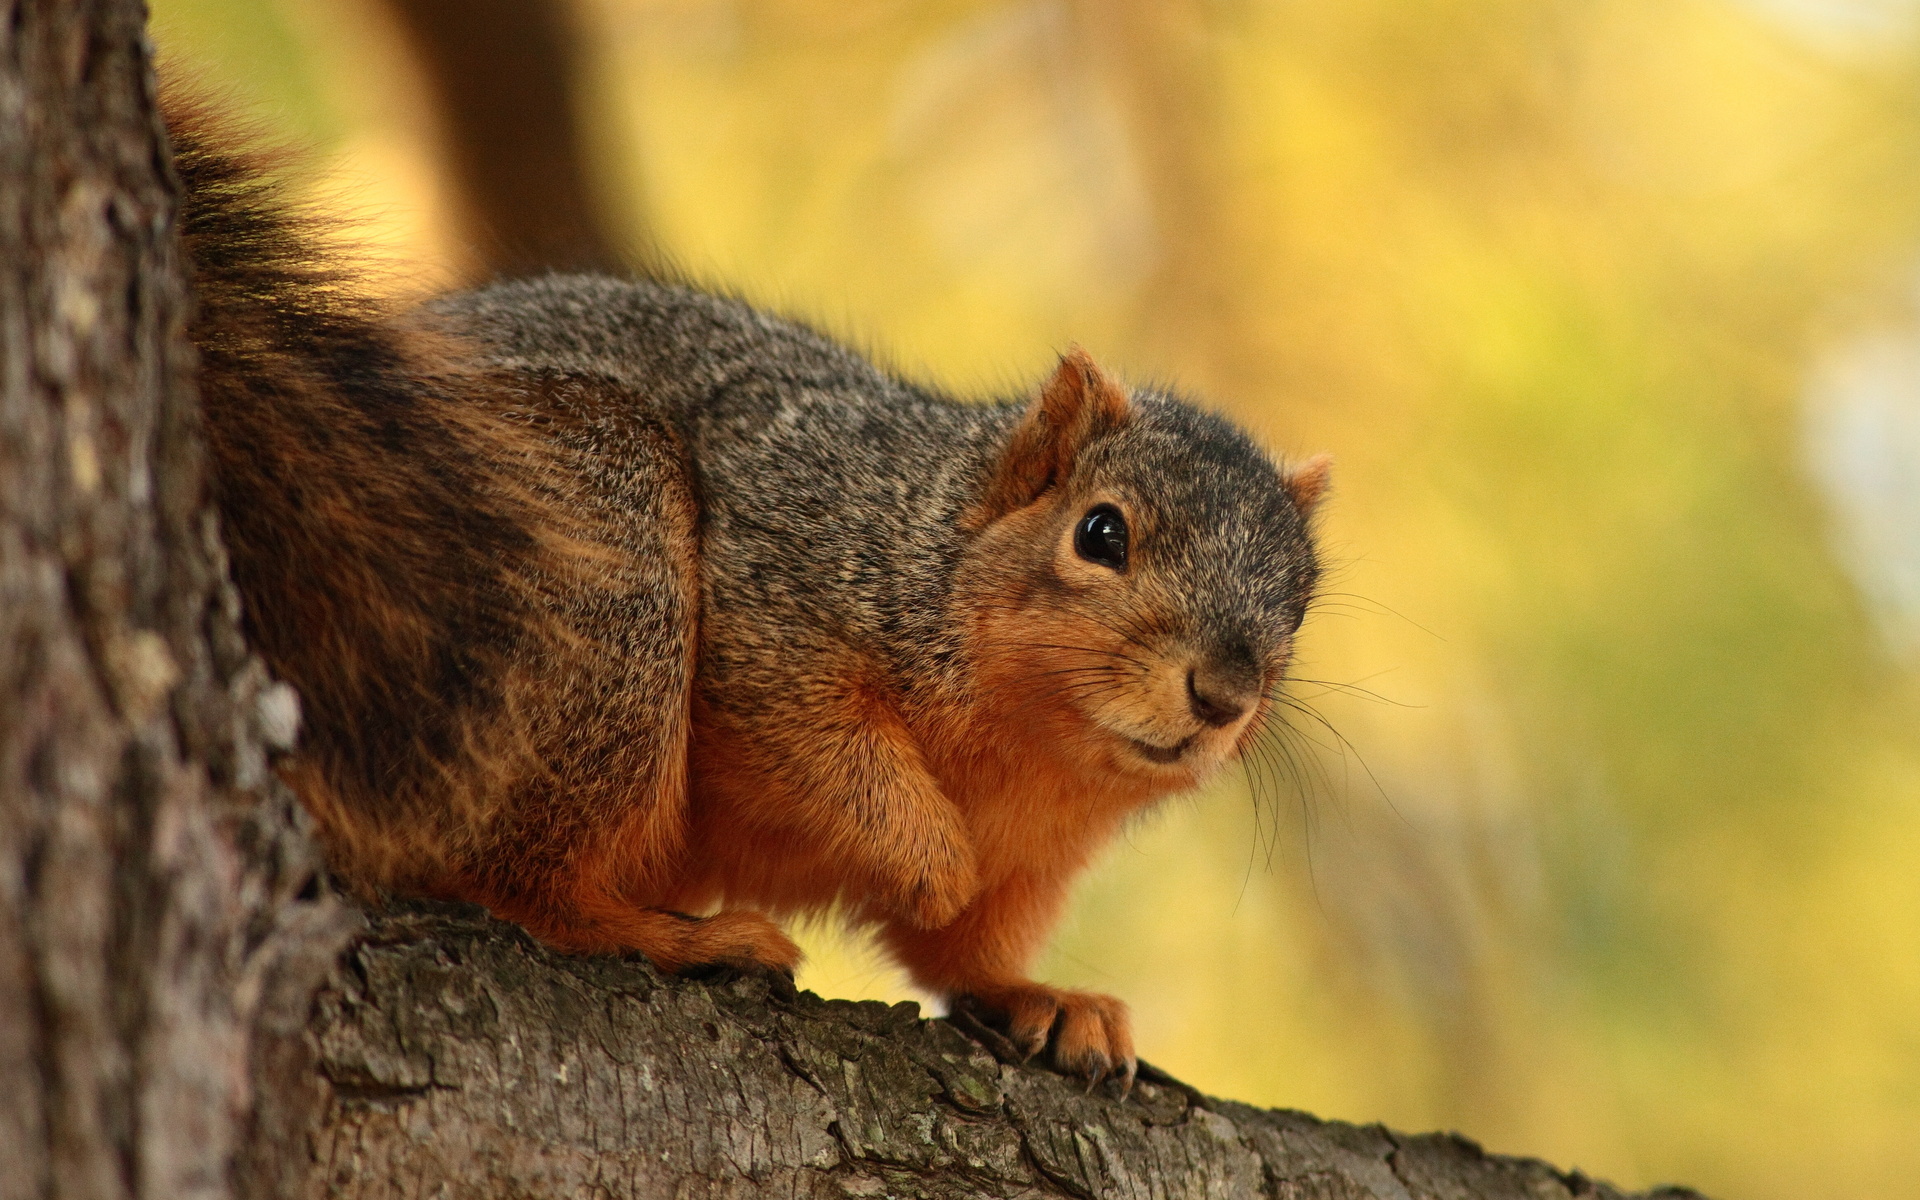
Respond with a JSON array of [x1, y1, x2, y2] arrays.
[[677, 660, 979, 927], [1285, 452, 1334, 513]]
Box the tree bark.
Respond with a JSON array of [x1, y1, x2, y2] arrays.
[[255, 903, 1704, 1200], [0, 3, 344, 1198], [0, 5, 1709, 1199]]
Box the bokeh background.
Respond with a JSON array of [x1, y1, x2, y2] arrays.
[[149, 2, 1920, 1196]]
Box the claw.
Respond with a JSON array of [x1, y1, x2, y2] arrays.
[[1077, 1048, 1111, 1092], [953, 984, 1134, 1096]]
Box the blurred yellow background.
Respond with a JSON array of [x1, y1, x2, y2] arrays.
[[151, 2, 1920, 1196]]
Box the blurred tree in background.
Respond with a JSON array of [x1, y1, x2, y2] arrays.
[[149, 1, 1920, 1197], [382, 0, 631, 272]]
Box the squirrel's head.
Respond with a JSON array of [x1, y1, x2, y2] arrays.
[[957, 349, 1328, 790]]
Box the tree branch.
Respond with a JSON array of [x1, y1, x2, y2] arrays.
[[261, 904, 1709, 1200]]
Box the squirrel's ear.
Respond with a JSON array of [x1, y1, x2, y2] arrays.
[[1284, 453, 1332, 514], [971, 347, 1133, 527]]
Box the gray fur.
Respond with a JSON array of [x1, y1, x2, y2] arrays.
[[434, 274, 1318, 714]]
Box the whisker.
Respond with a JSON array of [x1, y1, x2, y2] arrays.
[[1307, 591, 1444, 642], [1268, 693, 1399, 823], [1283, 675, 1418, 708]]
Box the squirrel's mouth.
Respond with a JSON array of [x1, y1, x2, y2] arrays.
[[1127, 735, 1193, 765]]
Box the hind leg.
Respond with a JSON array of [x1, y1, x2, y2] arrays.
[[452, 776, 801, 973], [486, 890, 800, 974], [456, 393, 798, 973], [458, 768, 801, 974]]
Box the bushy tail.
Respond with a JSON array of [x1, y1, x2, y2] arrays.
[[166, 101, 547, 884]]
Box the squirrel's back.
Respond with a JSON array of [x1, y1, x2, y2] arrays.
[[435, 275, 1022, 690]]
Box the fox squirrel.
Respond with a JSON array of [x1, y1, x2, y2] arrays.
[[170, 105, 1327, 1091]]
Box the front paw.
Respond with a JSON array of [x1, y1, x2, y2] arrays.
[[955, 982, 1135, 1094]]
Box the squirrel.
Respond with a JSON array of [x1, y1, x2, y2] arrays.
[[168, 102, 1328, 1091]]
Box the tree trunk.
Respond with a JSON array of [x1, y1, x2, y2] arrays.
[[0, 3, 344, 1198], [0, 5, 1708, 1199]]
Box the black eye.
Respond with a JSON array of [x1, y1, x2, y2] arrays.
[[1073, 505, 1128, 571]]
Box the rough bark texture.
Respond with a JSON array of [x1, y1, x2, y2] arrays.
[[267, 904, 1707, 1200], [2, 5, 1713, 1199], [0, 2, 344, 1197]]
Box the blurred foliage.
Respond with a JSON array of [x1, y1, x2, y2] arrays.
[[149, 1, 1920, 1195]]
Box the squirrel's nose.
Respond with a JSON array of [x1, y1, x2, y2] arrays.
[[1187, 656, 1261, 728]]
